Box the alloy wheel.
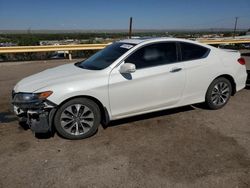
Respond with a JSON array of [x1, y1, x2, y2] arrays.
[[211, 81, 230, 106], [60, 104, 94, 136]]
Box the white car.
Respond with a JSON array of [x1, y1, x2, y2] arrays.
[[12, 38, 247, 139]]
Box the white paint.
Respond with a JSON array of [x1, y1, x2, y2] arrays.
[[13, 38, 248, 120]]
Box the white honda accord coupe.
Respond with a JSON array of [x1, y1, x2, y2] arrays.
[[12, 38, 247, 139]]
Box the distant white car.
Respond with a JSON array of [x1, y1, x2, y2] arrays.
[[12, 38, 247, 139]]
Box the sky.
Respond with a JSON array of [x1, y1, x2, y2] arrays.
[[0, 0, 250, 30]]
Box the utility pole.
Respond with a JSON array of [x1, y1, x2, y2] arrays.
[[233, 17, 238, 38], [27, 27, 31, 34], [129, 17, 133, 39]]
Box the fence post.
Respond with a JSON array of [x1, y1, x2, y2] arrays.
[[68, 52, 72, 61]]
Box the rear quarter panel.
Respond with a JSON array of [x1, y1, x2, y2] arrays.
[[179, 46, 246, 106], [218, 49, 247, 91], [180, 48, 225, 105]]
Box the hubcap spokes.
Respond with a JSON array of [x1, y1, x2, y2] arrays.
[[211, 82, 230, 106], [60, 104, 94, 136]]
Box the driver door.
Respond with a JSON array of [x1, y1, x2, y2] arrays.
[[109, 42, 186, 119]]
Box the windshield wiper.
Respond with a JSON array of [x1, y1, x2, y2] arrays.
[[74, 61, 83, 67], [75, 62, 100, 70]]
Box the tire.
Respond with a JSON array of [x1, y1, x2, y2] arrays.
[[54, 98, 101, 140], [205, 77, 232, 110]]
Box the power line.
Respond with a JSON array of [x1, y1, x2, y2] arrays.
[[179, 15, 250, 30]]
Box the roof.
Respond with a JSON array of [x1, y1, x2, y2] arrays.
[[119, 37, 171, 44], [119, 37, 214, 50], [119, 37, 202, 45]]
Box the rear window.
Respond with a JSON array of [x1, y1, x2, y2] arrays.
[[180, 42, 209, 61]]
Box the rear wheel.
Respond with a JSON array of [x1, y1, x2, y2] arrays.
[[54, 98, 101, 140], [205, 77, 232, 110]]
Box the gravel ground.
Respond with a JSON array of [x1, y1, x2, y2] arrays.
[[0, 56, 250, 188]]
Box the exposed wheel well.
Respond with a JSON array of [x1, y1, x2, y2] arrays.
[[214, 74, 236, 96], [56, 95, 110, 126]]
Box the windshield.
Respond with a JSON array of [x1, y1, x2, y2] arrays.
[[76, 42, 135, 70]]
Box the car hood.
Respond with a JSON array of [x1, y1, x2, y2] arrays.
[[14, 63, 99, 92]]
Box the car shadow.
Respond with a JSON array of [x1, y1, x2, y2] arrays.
[[241, 52, 250, 56], [245, 85, 250, 90], [0, 111, 17, 123], [18, 121, 29, 130], [35, 132, 55, 139], [104, 105, 195, 128], [246, 70, 250, 86]]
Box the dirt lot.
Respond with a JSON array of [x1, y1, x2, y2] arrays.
[[0, 57, 250, 188]]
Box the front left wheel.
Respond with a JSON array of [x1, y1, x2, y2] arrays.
[[54, 98, 101, 140]]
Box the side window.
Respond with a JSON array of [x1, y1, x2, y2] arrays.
[[125, 42, 177, 69], [180, 42, 209, 61]]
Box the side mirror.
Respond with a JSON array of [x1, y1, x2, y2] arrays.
[[119, 63, 136, 74]]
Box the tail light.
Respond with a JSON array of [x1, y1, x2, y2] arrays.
[[238, 58, 246, 65]]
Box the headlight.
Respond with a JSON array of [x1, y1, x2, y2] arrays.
[[13, 91, 53, 103]]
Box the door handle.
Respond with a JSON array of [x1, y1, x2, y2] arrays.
[[170, 67, 182, 73]]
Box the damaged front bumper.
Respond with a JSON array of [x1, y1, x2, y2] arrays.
[[12, 92, 57, 133]]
